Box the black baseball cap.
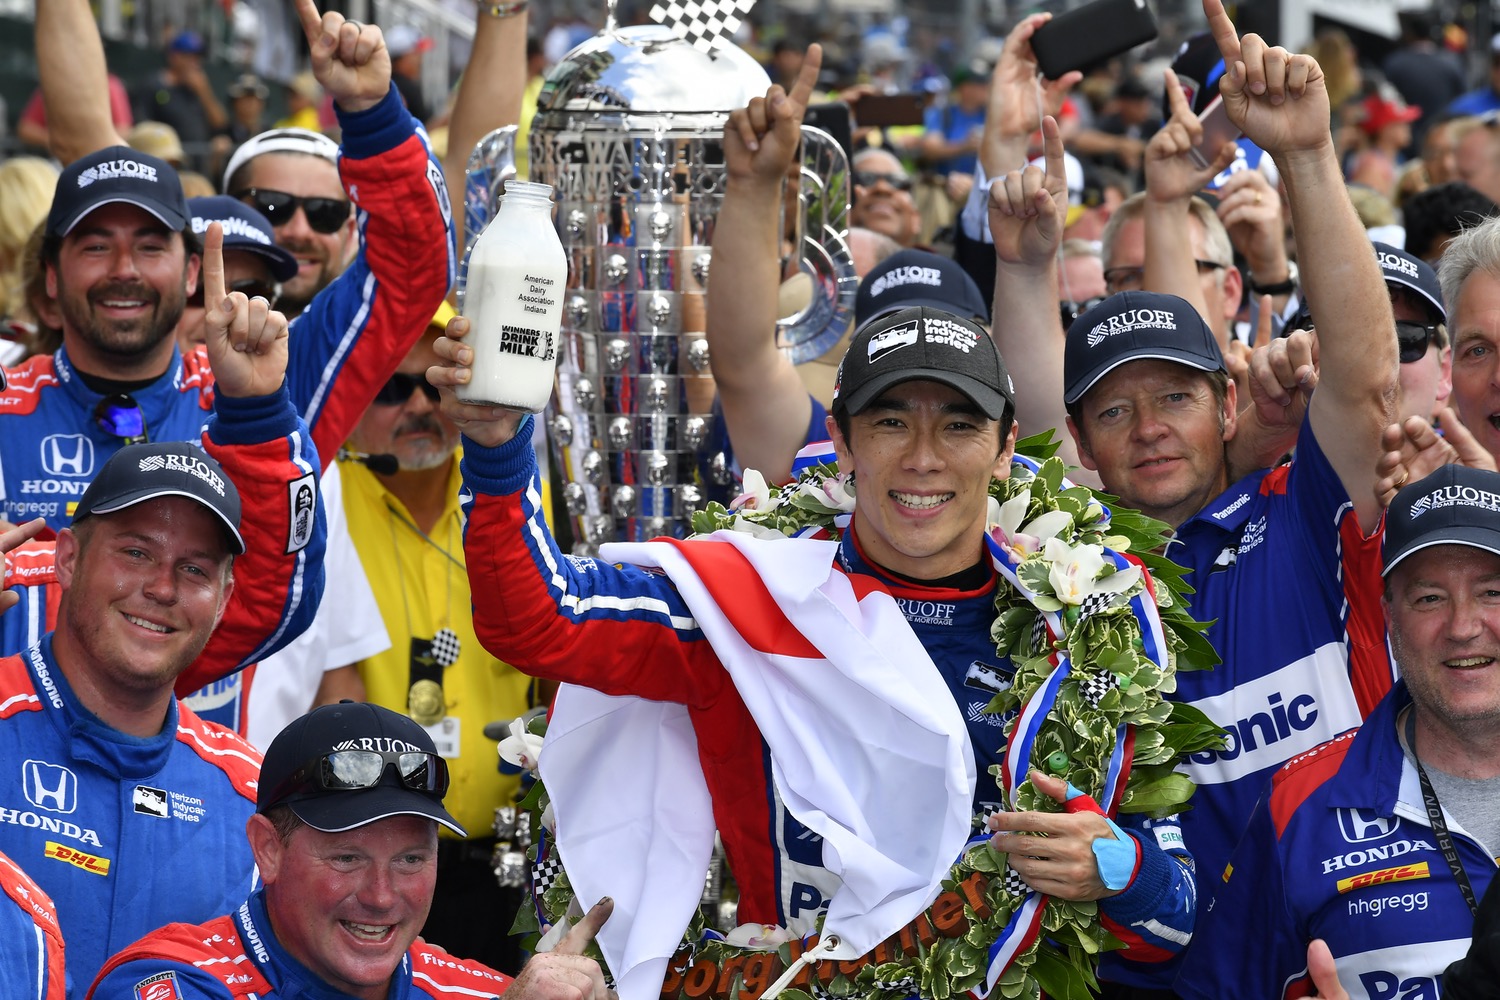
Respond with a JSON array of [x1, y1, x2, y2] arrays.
[[1382, 464, 1500, 576], [833, 306, 1014, 421], [1063, 291, 1225, 404], [855, 249, 990, 329], [72, 442, 245, 554], [258, 701, 466, 836], [45, 146, 189, 238], [188, 196, 299, 282], [1373, 242, 1445, 324]]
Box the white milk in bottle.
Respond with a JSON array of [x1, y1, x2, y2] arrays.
[[459, 180, 567, 411]]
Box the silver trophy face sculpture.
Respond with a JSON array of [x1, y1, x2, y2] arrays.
[[516, 22, 855, 551]]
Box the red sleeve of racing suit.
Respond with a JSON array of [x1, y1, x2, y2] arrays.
[[459, 422, 728, 708], [174, 385, 326, 696], [283, 84, 457, 466]]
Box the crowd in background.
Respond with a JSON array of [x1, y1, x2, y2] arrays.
[[9, 0, 1500, 997]]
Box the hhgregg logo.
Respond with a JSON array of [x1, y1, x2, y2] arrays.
[[1179, 645, 1362, 784]]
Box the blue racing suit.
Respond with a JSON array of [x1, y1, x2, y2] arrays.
[[1177, 682, 1495, 1000], [460, 420, 1197, 973]]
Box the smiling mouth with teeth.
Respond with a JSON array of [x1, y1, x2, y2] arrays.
[[891, 491, 954, 510], [123, 614, 172, 634], [1446, 656, 1495, 668], [342, 920, 395, 941]]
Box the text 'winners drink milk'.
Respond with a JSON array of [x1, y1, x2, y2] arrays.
[[459, 180, 567, 411]]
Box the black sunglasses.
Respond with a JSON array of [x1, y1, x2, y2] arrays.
[[1287, 311, 1439, 364], [1060, 296, 1107, 328], [373, 372, 441, 406], [854, 170, 914, 192], [262, 748, 450, 808], [232, 188, 351, 235], [188, 277, 281, 309], [95, 393, 147, 445], [1396, 320, 1440, 363]]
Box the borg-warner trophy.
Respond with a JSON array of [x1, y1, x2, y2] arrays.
[[464, 9, 854, 552]]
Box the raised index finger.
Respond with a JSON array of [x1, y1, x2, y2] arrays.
[[554, 897, 613, 956], [1039, 115, 1065, 187], [1203, 0, 1242, 69], [294, 0, 326, 46], [202, 222, 226, 309], [788, 44, 822, 111]]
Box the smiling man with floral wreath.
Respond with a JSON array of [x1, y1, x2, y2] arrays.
[[428, 298, 1199, 998]]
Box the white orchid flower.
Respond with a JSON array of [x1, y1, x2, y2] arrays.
[[821, 473, 857, 512], [539, 801, 556, 834], [732, 469, 772, 511], [1044, 537, 1141, 606], [498, 718, 544, 775], [724, 923, 795, 950], [992, 490, 1074, 560]]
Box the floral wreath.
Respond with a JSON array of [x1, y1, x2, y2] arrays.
[[503, 432, 1224, 1000]]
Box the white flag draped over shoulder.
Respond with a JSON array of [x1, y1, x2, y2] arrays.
[[539, 530, 977, 1000]]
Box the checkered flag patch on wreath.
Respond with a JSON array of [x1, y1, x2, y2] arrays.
[[1029, 613, 1049, 655], [648, 0, 756, 52], [431, 627, 462, 667], [1077, 668, 1120, 709], [532, 852, 564, 903], [1003, 867, 1031, 898], [1077, 591, 1118, 623], [874, 976, 919, 993]]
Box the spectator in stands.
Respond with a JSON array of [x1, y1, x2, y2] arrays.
[[132, 30, 229, 175], [276, 71, 324, 132], [1382, 11, 1467, 142], [387, 24, 434, 125], [0, 158, 58, 338], [1348, 92, 1421, 199], [850, 147, 921, 248], [1454, 114, 1500, 205], [1403, 181, 1498, 263], [1071, 74, 1161, 180], [1449, 35, 1500, 116], [87, 701, 613, 1000], [915, 59, 988, 243], [15, 75, 133, 154], [990, 13, 1399, 994], [1177, 465, 1500, 1000]]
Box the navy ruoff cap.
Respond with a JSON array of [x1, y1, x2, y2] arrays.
[[833, 305, 1014, 421], [72, 442, 244, 554], [1383, 464, 1500, 576], [855, 249, 990, 329], [46, 146, 189, 238], [1373, 242, 1445, 325], [1064, 291, 1225, 404], [188, 196, 299, 282]]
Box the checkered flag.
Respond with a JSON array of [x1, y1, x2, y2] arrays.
[[1029, 613, 1049, 655], [1003, 867, 1031, 898], [1076, 592, 1118, 623], [431, 627, 462, 667], [874, 976, 919, 993], [648, 0, 757, 53], [532, 852, 565, 906], [1077, 669, 1119, 709]]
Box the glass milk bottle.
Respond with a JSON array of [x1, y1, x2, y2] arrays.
[[459, 181, 567, 411]]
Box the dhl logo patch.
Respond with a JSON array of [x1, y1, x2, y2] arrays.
[[1336, 861, 1429, 894], [44, 840, 110, 876]]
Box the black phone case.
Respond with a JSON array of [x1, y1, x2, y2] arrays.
[[1030, 0, 1159, 80]]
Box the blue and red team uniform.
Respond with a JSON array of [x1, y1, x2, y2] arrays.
[[1111, 417, 1392, 987], [88, 887, 514, 998], [458, 420, 1197, 974], [1176, 682, 1496, 1000], [0, 849, 65, 1000], [0, 385, 325, 990], [0, 82, 454, 728]]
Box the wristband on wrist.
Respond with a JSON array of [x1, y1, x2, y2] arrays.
[[1248, 261, 1298, 295], [482, 0, 528, 17]]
